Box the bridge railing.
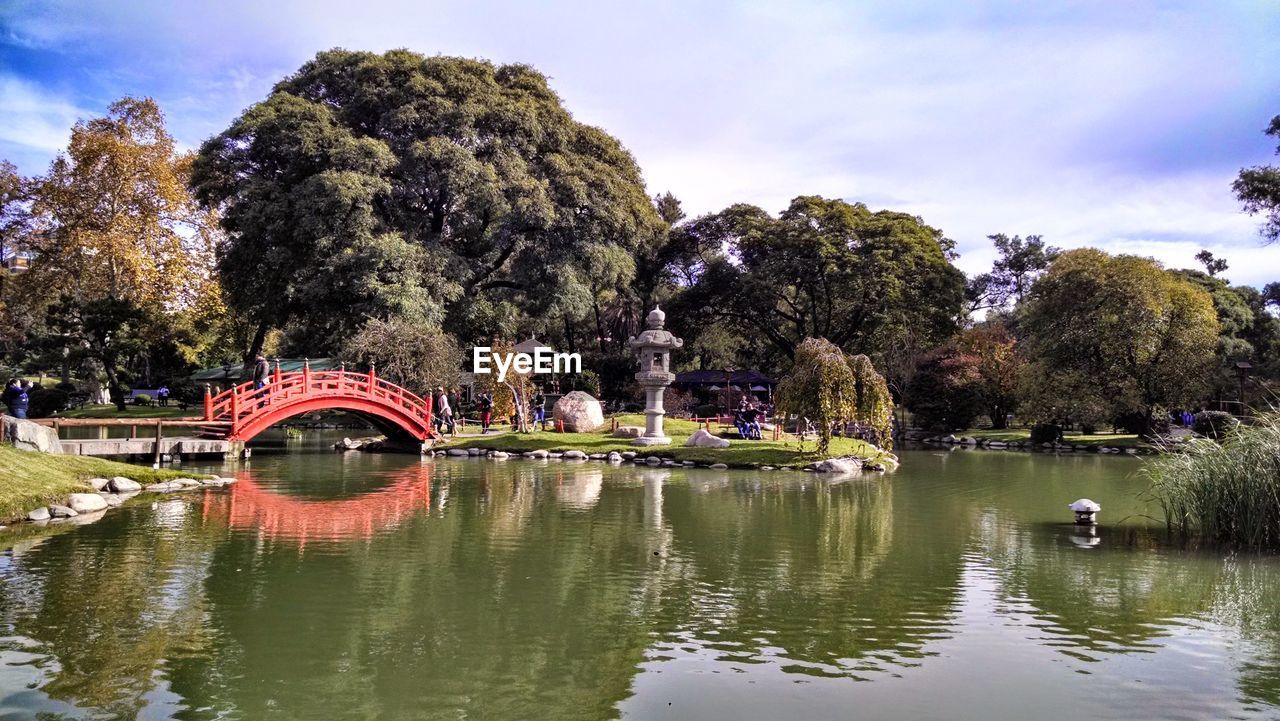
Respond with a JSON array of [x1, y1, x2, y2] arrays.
[[204, 363, 434, 438]]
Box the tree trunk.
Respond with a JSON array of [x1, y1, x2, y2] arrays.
[[103, 355, 126, 411], [988, 405, 1008, 429]]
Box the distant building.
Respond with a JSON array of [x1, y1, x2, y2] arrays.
[[1, 248, 33, 273], [672, 369, 775, 401]]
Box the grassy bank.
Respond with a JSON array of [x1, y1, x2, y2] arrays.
[[954, 428, 1147, 448], [1145, 413, 1280, 550], [58, 404, 200, 419], [435, 415, 888, 468], [0, 444, 190, 522]]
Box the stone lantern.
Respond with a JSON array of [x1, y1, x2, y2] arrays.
[[627, 305, 684, 446]]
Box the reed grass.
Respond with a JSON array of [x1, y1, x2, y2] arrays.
[[1144, 412, 1280, 550]]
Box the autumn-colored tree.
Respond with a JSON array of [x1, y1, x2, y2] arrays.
[[905, 347, 984, 432], [25, 98, 225, 398], [955, 323, 1023, 429], [1018, 249, 1219, 436]]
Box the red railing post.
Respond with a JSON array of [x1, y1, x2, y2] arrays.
[[302, 358, 311, 392], [339, 362, 346, 392], [203, 384, 212, 421], [273, 358, 282, 385], [426, 394, 434, 437], [368, 362, 377, 397], [230, 386, 240, 435]]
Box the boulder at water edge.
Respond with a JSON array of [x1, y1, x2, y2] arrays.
[[685, 429, 730, 449], [67, 493, 109, 514], [2, 415, 62, 454], [613, 425, 644, 438], [108, 477, 142, 493], [809, 457, 862, 474], [553, 391, 605, 432]]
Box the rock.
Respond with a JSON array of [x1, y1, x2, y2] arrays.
[[49, 504, 77, 518], [552, 391, 605, 432], [467, 448, 482, 456], [661, 460, 678, 467], [862, 462, 886, 472], [67, 493, 108, 514], [491, 451, 509, 459], [645, 456, 662, 465], [588, 453, 607, 460], [216, 476, 237, 485], [612, 425, 645, 438], [87, 478, 110, 492], [987, 441, 1007, 449], [961, 437, 978, 445], [1, 415, 62, 454], [27, 507, 50, 521], [102, 494, 124, 507], [621, 452, 637, 460], [761, 465, 775, 470], [547, 452, 563, 459], [563, 450, 588, 460], [108, 477, 142, 493], [173, 478, 201, 488], [606, 452, 622, 463], [145, 482, 178, 492], [523, 450, 549, 459], [708, 463, 728, 470], [685, 429, 730, 448], [334, 437, 363, 450], [940, 434, 958, 444], [810, 457, 863, 474], [447, 449, 469, 457], [682, 460, 695, 466]]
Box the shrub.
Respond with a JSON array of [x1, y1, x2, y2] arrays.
[[692, 403, 720, 419], [1030, 423, 1063, 444], [54, 381, 78, 393], [27, 388, 69, 418], [1115, 408, 1170, 437], [133, 393, 151, 405], [1192, 411, 1239, 440]]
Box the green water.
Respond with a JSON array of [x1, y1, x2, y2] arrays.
[[1, 442, 1278, 720]]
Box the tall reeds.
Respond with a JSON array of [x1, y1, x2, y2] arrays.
[[1145, 412, 1280, 550]]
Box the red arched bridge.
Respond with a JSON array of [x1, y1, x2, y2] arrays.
[[200, 362, 437, 443]]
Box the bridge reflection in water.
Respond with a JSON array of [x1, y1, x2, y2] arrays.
[[202, 464, 433, 545]]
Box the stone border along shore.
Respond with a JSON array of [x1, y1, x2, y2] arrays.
[[423, 447, 894, 474], [899, 430, 1155, 455], [19, 475, 237, 527]]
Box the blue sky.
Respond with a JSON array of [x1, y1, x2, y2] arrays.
[[3, 0, 1279, 286]]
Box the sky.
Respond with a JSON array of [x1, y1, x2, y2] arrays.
[[2, 0, 1279, 286]]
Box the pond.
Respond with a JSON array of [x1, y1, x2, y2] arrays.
[[1, 440, 1278, 720]]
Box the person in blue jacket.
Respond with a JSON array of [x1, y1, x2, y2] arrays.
[[3, 378, 30, 419]]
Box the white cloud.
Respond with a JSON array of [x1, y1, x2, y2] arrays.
[[0, 75, 86, 165]]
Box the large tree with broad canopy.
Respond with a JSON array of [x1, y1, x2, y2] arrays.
[[191, 49, 661, 358]]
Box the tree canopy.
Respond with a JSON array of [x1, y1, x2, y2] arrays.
[[192, 49, 661, 357], [1234, 114, 1280, 244], [1018, 249, 1219, 434], [672, 196, 964, 363]]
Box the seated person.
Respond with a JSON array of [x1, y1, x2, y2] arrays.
[[742, 405, 762, 440], [733, 409, 749, 439]]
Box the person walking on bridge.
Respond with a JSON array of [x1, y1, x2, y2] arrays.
[[252, 355, 270, 408]]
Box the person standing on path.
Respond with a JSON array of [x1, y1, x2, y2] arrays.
[[479, 392, 493, 433], [435, 386, 455, 436], [252, 355, 270, 408]]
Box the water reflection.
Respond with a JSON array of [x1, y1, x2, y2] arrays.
[[0, 449, 1275, 720]]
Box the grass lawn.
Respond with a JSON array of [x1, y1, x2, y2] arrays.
[[58, 404, 201, 420], [435, 414, 889, 467], [959, 428, 1147, 448], [0, 444, 194, 522]]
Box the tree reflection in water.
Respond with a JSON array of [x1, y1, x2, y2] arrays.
[[0, 451, 1276, 719]]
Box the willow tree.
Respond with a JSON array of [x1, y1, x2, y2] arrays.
[[847, 353, 895, 450], [775, 338, 894, 454], [192, 49, 661, 358]]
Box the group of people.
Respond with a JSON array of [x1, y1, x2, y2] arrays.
[[3, 378, 33, 419], [431, 387, 551, 436], [733, 398, 768, 440]]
